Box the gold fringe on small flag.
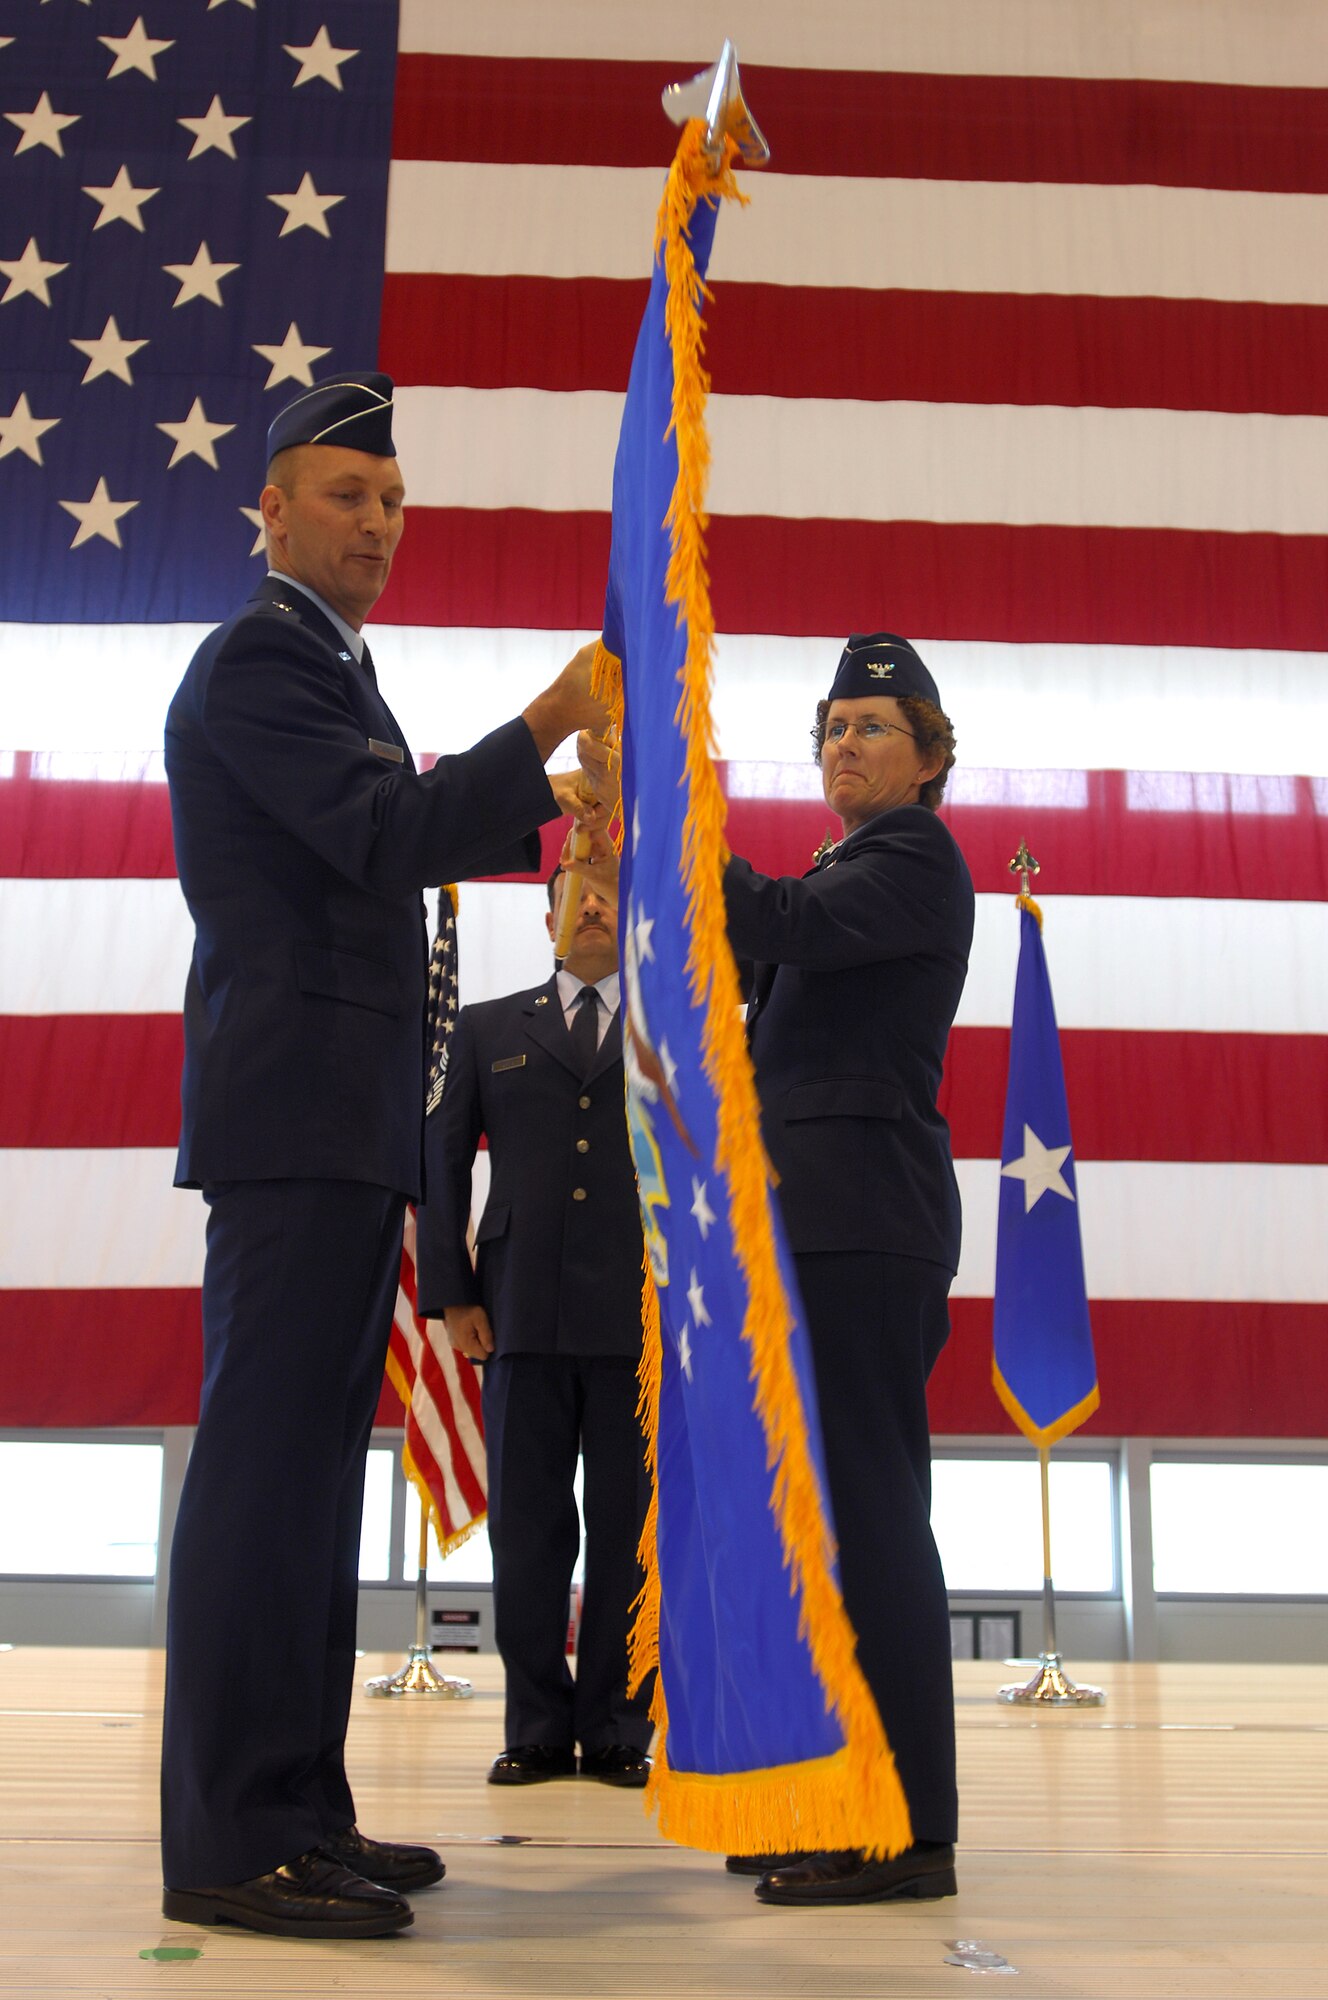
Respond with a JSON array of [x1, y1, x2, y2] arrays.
[[624, 120, 913, 1862]]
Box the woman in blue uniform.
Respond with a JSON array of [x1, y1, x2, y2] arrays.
[[721, 632, 975, 1906]]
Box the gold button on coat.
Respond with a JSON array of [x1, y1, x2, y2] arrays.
[[576, 1139, 589, 1153], [572, 1187, 587, 1201]]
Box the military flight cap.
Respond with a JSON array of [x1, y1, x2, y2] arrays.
[[266, 371, 397, 463], [828, 631, 941, 710]]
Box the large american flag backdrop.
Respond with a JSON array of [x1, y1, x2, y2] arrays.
[[2, 0, 1325, 1439]]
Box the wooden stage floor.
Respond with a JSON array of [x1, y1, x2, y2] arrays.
[[1, 1647, 1325, 1999]]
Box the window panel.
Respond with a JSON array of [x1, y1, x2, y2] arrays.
[[1151, 1461, 1328, 1595], [931, 1457, 1115, 1594], [0, 1441, 162, 1577]]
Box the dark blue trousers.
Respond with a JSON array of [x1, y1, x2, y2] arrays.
[[794, 1250, 959, 1845], [160, 1178, 406, 1888], [482, 1352, 653, 1754]]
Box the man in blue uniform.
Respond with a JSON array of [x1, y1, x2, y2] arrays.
[[415, 866, 652, 1789], [161, 372, 603, 1938]]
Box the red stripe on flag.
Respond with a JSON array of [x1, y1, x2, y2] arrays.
[[7, 1013, 1324, 1163], [1, 1289, 1321, 1435], [934, 1300, 1328, 1436], [382, 275, 1328, 417], [0, 1016, 183, 1145], [938, 1029, 1328, 1165], [0, 768, 176, 878], [379, 513, 1328, 652], [724, 776, 1328, 904], [0, 1290, 414, 1428], [5, 766, 1325, 892], [391, 54, 1328, 193]]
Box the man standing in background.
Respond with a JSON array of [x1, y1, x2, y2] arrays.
[[416, 865, 652, 1789]]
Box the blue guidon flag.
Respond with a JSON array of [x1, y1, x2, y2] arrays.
[[993, 899, 1101, 1445], [593, 122, 910, 1861]]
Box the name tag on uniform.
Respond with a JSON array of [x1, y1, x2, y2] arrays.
[[491, 1055, 526, 1073], [368, 737, 403, 763]]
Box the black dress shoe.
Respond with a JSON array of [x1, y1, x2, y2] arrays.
[[162, 1847, 413, 1937], [318, 1823, 445, 1890], [725, 1850, 812, 1877], [579, 1744, 652, 1788], [488, 1744, 577, 1785], [755, 1842, 957, 1906]]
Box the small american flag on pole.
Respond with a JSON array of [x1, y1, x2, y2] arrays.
[[385, 893, 487, 1558]]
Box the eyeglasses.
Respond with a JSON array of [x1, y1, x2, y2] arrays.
[[824, 718, 916, 744]]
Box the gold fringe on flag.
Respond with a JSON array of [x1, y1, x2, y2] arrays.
[[624, 121, 913, 1861]]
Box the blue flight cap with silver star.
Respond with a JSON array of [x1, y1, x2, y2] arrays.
[[266, 371, 396, 464], [827, 631, 941, 709]]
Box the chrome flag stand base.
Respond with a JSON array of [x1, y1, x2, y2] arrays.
[[998, 1651, 1105, 1706], [998, 1570, 1105, 1705], [364, 1642, 472, 1699], [364, 1559, 473, 1698]]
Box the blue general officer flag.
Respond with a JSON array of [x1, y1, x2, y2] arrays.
[[993, 900, 1100, 1444], [600, 122, 909, 1860]]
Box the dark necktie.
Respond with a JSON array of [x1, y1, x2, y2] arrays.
[[359, 643, 377, 688], [568, 985, 600, 1078]]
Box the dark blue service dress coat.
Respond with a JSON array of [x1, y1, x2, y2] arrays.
[[415, 977, 651, 1753], [724, 802, 974, 1845], [160, 576, 557, 1889]]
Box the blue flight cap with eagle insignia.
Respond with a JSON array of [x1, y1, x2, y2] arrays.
[[827, 631, 941, 710], [266, 371, 396, 464]]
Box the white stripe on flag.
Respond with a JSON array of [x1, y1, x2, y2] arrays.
[[8, 881, 1325, 1035], [6, 1149, 1325, 1301], [954, 1159, 1328, 1301], [395, 387, 1328, 536], [6, 627, 1326, 777], [396, 0, 1328, 89], [387, 164, 1328, 306]]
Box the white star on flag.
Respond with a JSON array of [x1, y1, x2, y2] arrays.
[[659, 1037, 678, 1093], [70, 317, 149, 387], [0, 393, 60, 464], [686, 1270, 712, 1327], [632, 800, 641, 854], [634, 908, 655, 962], [157, 399, 235, 469], [6, 91, 80, 158], [252, 322, 331, 389], [162, 243, 240, 309], [239, 507, 265, 556], [82, 165, 161, 233], [678, 1321, 693, 1381], [59, 477, 139, 549], [1000, 1123, 1076, 1213], [268, 173, 344, 239], [178, 96, 251, 161], [0, 238, 68, 307], [99, 17, 175, 82], [71, 316, 152, 388], [283, 26, 360, 90], [207, 0, 256, 9], [690, 1178, 716, 1240]]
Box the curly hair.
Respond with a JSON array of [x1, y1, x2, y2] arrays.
[[811, 695, 957, 812]]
